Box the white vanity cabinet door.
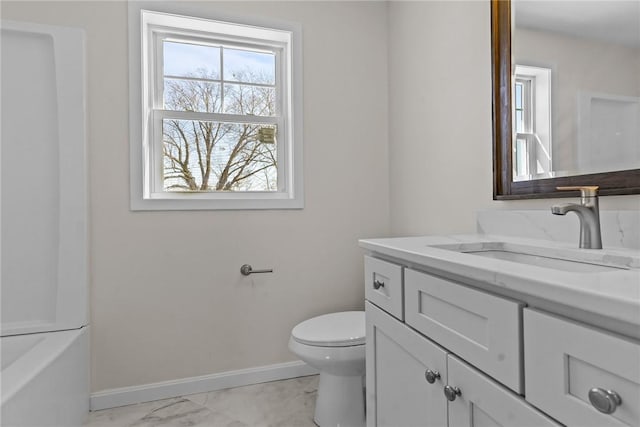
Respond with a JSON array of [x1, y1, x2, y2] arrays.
[[364, 256, 404, 321], [447, 355, 561, 427], [405, 269, 523, 393], [366, 301, 448, 427], [524, 309, 640, 427]]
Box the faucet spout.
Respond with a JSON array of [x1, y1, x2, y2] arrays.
[[551, 186, 603, 249], [551, 204, 573, 216]]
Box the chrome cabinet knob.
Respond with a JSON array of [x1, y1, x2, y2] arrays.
[[444, 385, 461, 401], [588, 388, 622, 414], [373, 279, 385, 290], [425, 369, 441, 384]]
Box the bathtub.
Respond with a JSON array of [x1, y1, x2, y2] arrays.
[[1, 328, 89, 426]]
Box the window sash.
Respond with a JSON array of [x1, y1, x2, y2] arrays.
[[515, 77, 533, 133], [513, 132, 539, 179], [150, 109, 284, 195], [148, 29, 287, 196], [152, 32, 283, 113]]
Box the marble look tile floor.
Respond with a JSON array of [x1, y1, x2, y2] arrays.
[[84, 375, 318, 427]]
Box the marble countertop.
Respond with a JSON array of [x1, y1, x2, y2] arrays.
[[359, 234, 640, 328]]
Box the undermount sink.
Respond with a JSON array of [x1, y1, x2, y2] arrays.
[[430, 242, 638, 273]]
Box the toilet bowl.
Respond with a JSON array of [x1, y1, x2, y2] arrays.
[[288, 311, 365, 427]]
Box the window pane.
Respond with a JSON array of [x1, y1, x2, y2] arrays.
[[164, 41, 220, 79], [223, 84, 276, 116], [223, 48, 275, 84], [164, 78, 221, 113], [515, 110, 524, 133], [514, 138, 528, 177], [515, 83, 523, 109], [163, 119, 277, 192]]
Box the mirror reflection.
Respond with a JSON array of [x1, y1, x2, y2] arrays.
[[512, 0, 640, 182]]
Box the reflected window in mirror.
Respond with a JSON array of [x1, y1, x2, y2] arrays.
[[513, 65, 552, 181]]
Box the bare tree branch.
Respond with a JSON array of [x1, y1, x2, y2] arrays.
[[162, 67, 277, 192]]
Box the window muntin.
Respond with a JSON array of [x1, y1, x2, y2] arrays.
[[131, 9, 302, 210]]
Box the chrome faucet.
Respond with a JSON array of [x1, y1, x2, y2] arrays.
[[551, 186, 602, 249]]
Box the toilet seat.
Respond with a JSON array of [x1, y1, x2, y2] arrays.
[[291, 311, 365, 347]]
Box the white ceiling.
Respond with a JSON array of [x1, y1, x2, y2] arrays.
[[514, 0, 640, 48]]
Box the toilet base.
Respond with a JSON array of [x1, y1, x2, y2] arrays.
[[314, 373, 365, 427]]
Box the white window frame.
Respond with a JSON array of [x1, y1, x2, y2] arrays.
[[129, 6, 303, 210], [513, 64, 552, 181], [514, 76, 536, 179]]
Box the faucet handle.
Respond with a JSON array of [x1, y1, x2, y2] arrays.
[[556, 186, 599, 197]]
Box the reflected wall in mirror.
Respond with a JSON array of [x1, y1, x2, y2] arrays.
[[491, 0, 640, 199]]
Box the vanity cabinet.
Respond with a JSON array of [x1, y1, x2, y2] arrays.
[[524, 309, 640, 427], [404, 269, 523, 393], [362, 235, 640, 427], [365, 259, 559, 427], [364, 256, 404, 321], [446, 354, 559, 427], [366, 301, 447, 426]]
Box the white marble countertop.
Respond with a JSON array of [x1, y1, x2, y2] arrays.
[[359, 234, 640, 329]]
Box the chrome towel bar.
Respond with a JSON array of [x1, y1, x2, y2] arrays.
[[240, 264, 273, 276]]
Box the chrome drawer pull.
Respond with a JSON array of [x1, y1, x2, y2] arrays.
[[443, 385, 461, 401], [373, 279, 385, 290], [424, 369, 440, 384], [588, 388, 622, 414]]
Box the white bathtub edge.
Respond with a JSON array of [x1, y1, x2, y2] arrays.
[[1, 327, 89, 427], [90, 360, 318, 411], [1, 328, 87, 405]]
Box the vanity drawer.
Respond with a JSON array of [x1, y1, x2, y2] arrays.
[[524, 309, 640, 427], [404, 268, 523, 393], [364, 256, 404, 321]]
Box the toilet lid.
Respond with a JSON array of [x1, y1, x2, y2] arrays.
[[291, 311, 365, 347]]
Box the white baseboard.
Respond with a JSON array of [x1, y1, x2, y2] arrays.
[[90, 360, 317, 411]]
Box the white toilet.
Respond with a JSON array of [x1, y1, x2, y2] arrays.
[[288, 311, 366, 427]]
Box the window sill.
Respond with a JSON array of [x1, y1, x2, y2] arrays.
[[131, 194, 304, 211]]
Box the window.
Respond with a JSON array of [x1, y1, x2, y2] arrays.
[[514, 76, 534, 179], [513, 65, 552, 181], [129, 8, 303, 210]]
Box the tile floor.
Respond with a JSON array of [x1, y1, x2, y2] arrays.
[[84, 375, 319, 427]]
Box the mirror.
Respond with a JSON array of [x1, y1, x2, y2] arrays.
[[491, 0, 640, 199]]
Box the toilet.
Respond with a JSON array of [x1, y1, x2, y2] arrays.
[[288, 311, 366, 427]]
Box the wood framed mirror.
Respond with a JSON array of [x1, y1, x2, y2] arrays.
[[491, 0, 640, 199]]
